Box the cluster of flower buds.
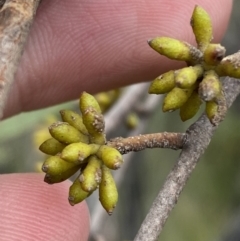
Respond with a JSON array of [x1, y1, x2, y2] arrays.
[[148, 5, 238, 124], [39, 92, 123, 215], [94, 89, 121, 113], [95, 89, 139, 129]]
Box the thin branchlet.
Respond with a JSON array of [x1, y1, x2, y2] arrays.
[[107, 132, 187, 154], [134, 77, 240, 241]]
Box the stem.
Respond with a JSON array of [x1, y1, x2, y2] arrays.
[[0, 0, 41, 119], [105, 83, 149, 134], [107, 132, 186, 154], [90, 93, 162, 239], [134, 77, 240, 241]]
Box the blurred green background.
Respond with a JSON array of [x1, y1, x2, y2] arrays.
[[1, 1, 240, 241]]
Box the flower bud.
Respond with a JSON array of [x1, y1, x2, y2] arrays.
[[216, 52, 240, 78], [94, 89, 121, 113], [82, 107, 106, 145], [148, 37, 194, 61], [205, 93, 226, 125], [99, 165, 118, 215], [60, 110, 88, 135], [203, 44, 226, 66], [68, 177, 91, 206], [191, 5, 212, 51], [180, 90, 202, 121], [80, 155, 102, 192], [148, 70, 175, 94], [162, 87, 193, 112], [79, 92, 102, 114], [125, 112, 139, 129], [206, 100, 218, 124], [96, 145, 123, 170], [175, 65, 203, 89], [199, 71, 221, 101], [61, 143, 99, 164], [42, 156, 80, 184], [39, 138, 66, 155], [49, 122, 89, 144]]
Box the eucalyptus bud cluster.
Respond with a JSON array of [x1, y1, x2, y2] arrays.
[[148, 5, 237, 124], [94, 89, 121, 113], [39, 92, 123, 215]]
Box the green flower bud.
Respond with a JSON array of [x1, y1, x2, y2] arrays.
[[199, 70, 221, 101], [79, 92, 102, 114], [180, 90, 202, 121], [216, 52, 240, 78], [162, 87, 193, 112], [205, 92, 226, 125], [61, 143, 99, 164], [60, 110, 88, 135], [148, 37, 194, 61], [148, 70, 175, 94], [99, 165, 118, 215], [49, 122, 89, 144], [206, 100, 218, 124], [190, 5, 212, 51], [68, 176, 91, 206], [175, 65, 203, 89], [96, 145, 123, 170], [39, 138, 66, 155], [79, 155, 102, 192], [94, 89, 121, 113], [125, 112, 139, 129], [203, 44, 226, 66], [42, 156, 80, 184], [82, 107, 106, 145]]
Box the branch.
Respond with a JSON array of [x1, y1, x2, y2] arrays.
[[104, 83, 150, 134], [107, 132, 186, 154], [134, 77, 240, 241], [90, 93, 163, 239], [0, 0, 40, 119]]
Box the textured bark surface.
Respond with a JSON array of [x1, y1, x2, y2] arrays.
[[0, 0, 40, 119], [108, 132, 186, 154], [0, 0, 6, 9]]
